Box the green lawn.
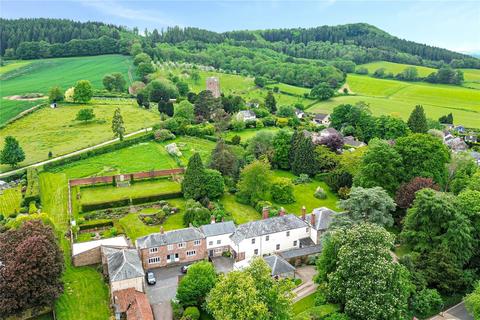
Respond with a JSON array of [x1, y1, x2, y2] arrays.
[[357, 61, 437, 78], [50, 136, 216, 179], [220, 193, 261, 224], [224, 127, 283, 143], [0, 99, 161, 172], [293, 293, 316, 314], [0, 186, 22, 217], [79, 178, 181, 205], [39, 172, 111, 319], [117, 198, 186, 241], [309, 74, 480, 128], [0, 54, 132, 124], [266, 82, 312, 97], [272, 170, 340, 214]]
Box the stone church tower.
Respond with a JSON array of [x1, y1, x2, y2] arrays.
[[206, 77, 221, 98]]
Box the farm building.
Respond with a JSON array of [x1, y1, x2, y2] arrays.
[[72, 236, 129, 267], [236, 110, 257, 122], [312, 113, 330, 126], [112, 288, 154, 320], [102, 247, 145, 294]]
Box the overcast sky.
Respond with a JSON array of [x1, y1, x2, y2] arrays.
[[1, 0, 479, 53]]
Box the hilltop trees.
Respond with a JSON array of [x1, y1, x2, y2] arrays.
[[0, 220, 64, 317], [0, 136, 25, 167], [111, 108, 125, 141], [407, 105, 428, 133], [310, 83, 334, 100], [73, 80, 93, 103]]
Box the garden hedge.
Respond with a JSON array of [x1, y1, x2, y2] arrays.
[[81, 191, 183, 212], [23, 168, 40, 205], [78, 219, 113, 231], [44, 132, 154, 170]]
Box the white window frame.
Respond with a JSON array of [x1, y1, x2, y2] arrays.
[[265, 235, 269, 241], [293, 240, 298, 247], [148, 257, 161, 264], [215, 248, 223, 253], [178, 242, 186, 248], [149, 247, 158, 254], [209, 241, 213, 246], [254, 249, 259, 255], [167, 244, 173, 251], [276, 244, 280, 250], [286, 231, 290, 237], [194, 240, 201, 246], [216, 239, 221, 245], [186, 250, 196, 257], [251, 238, 256, 244]]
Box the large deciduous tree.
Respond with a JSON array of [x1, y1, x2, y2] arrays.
[[236, 159, 272, 205], [194, 90, 222, 121], [0, 136, 25, 167], [0, 220, 64, 317], [354, 138, 403, 194], [324, 224, 412, 320], [407, 105, 428, 133], [73, 80, 93, 103], [310, 83, 334, 101], [246, 131, 275, 162], [174, 100, 195, 123], [337, 186, 396, 227], [147, 79, 178, 103], [465, 281, 480, 320], [209, 139, 238, 178], [395, 177, 439, 209], [176, 261, 217, 307], [272, 129, 292, 170], [75, 108, 95, 123], [48, 86, 63, 103]]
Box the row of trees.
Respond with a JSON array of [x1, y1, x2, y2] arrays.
[[369, 66, 464, 85]]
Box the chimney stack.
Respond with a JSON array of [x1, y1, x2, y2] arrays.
[[310, 212, 315, 226], [301, 206, 306, 220], [279, 207, 286, 216], [211, 215, 216, 224], [262, 207, 269, 219], [221, 216, 225, 222], [160, 226, 164, 234]]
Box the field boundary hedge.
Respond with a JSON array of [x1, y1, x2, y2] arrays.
[[23, 168, 40, 205], [80, 191, 182, 212]]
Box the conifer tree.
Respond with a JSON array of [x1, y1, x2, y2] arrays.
[[111, 108, 126, 141], [407, 105, 428, 133], [265, 91, 277, 113], [182, 153, 206, 200], [0, 136, 25, 167], [291, 132, 317, 176]]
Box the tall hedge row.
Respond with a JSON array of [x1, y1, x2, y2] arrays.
[[23, 168, 40, 205]]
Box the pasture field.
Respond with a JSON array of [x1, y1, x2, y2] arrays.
[[0, 186, 22, 216], [0, 99, 160, 172], [39, 172, 111, 319], [0, 60, 31, 75], [462, 68, 480, 89], [49, 136, 216, 179], [357, 61, 437, 77], [79, 178, 181, 205], [0, 54, 132, 124], [309, 74, 480, 128]]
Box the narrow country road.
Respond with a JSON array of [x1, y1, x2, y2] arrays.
[[0, 127, 152, 179]]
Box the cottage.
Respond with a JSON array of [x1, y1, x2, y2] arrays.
[[200, 220, 236, 258], [72, 236, 129, 267], [454, 125, 466, 133], [343, 136, 366, 148], [471, 151, 480, 166], [464, 134, 478, 143], [236, 110, 257, 122], [102, 247, 145, 294], [136, 227, 206, 269], [112, 288, 154, 320], [312, 113, 330, 126], [295, 108, 305, 119], [445, 137, 468, 152], [263, 255, 296, 278], [229, 210, 310, 261]]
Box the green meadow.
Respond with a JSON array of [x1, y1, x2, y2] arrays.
[[0, 99, 160, 172], [309, 74, 480, 128], [0, 54, 132, 124], [357, 61, 437, 77]]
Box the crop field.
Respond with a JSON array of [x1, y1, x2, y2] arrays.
[[462, 68, 480, 89], [0, 60, 31, 75], [50, 136, 216, 179], [357, 61, 437, 77], [0, 99, 160, 172], [309, 74, 480, 128], [79, 178, 181, 205], [0, 186, 22, 217], [0, 54, 132, 124]]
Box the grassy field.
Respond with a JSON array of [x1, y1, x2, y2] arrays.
[[0, 55, 132, 124], [461, 68, 480, 89], [0, 99, 161, 172], [0, 60, 31, 75], [80, 178, 181, 205], [309, 74, 480, 128], [224, 127, 283, 142], [39, 172, 111, 319], [0, 186, 22, 217], [357, 61, 437, 77], [293, 293, 316, 314], [220, 193, 261, 224], [50, 136, 216, 178]]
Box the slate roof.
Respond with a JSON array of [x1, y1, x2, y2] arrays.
[[306, 207, 337, 231], [103, 247, 144, 282], [200, 221, 236, 237], [136, 227, 204, 249], [279, 244, 323, 259], [314, 113, 329, 121], [72, 236, 129, 256], [343, 136, 366, 147], [238, 110, 256, 118], [230, 214, 308, 245], [263, 255, 296, 276]]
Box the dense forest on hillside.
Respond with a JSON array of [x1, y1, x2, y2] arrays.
[[1, 18, 479, 71]]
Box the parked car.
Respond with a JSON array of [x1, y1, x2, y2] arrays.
[[181, 265, 191, 274], [146, 271, 156, 285]]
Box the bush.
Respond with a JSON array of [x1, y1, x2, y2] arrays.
[[253, 107, 270, 118], [293, 174, 312, 185], [411, 288, 443, 319], [271, 178, 295, 204], [230, 119, 245, 131], [231, 135, 241, 145], [144, 217, 153, 225], [28, 201, 38, 214], [172, 300, 184, 320], [254, 200, 272, 213], [203, 169, 225, 199], [337, 187, 350, 199], [324, 313, 350, 320], [182, 306, 200, 320], [276, 117, 289, 127], [109, 227, 118, 236], [154, 129, 175, 142], [262, 116, 276, 127], [78, 219, 113, 231], [314, 187, 327, 199], [23, 168, 40, 206]]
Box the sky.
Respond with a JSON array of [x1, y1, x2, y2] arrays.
[[1, 0, 479, 53]]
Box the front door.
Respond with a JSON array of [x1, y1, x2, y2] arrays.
[[209, 250, 214, 257], [174, 253, 179, 262], [167, 254, 172, 263]]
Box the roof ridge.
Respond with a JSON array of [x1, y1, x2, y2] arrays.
[[110, 250, 127, 281]]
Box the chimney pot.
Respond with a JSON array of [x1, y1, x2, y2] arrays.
[[160, 226, 164, 234], [211, 215, 216, 224], [310, 212, 315, 226], [262, 207, 269, 219], [279, 207, 285, 216], [301, 206, 306, 220]]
